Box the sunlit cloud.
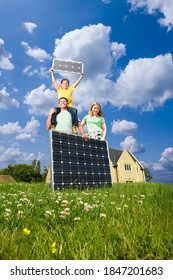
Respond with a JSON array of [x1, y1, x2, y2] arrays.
[[127, 0, 173, 31], [23, 22, 37, 34], [21, 41, 52, 62]]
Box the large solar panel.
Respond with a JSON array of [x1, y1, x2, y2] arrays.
[[52, 59, 83, 74], [49, 131, 112, 190]]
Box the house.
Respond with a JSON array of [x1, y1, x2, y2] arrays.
[[109, 147, 146, 183], [0, 175, 16, 183]]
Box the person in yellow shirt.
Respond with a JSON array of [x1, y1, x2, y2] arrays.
[[50, 69, 84, 134]]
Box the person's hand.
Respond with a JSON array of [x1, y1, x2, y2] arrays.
[[49, 108, 57, 115], [82, 133, 89, 141], [50, 68, 54, 73]]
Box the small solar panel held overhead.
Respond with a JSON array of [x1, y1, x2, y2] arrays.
[[52, 59, 84, 74], [49, 131, 112, 190]]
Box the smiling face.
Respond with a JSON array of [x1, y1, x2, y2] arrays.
[[59, 98, 68, 109], [91, 104, 100, 116], [61, 79, 69, 89]]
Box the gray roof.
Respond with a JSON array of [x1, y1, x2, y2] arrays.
[[108, 147, 144, 170], [108, 147, 123, 166]]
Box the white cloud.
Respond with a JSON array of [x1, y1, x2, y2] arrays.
[[111, 119, 137, 135], [24, 84, 57, 115], [127, 0, 173, 31], [23, 117, 40, 134], [23, 22, 37, 34], [144, 147, 173, 182], [0, 87, 19, 109], [111, 42, 126, 60], [52, 23, 126, 111], [23, 65, 49, 78], [0, 122, 22, 135], [102, 0, 111, 4], [53, 24, 125, 76], [120, 136, 145, 154], [21, 41, 52, 62], [0, 146, 44, 165], [0, 117, 40, 142], [111, 53, 173, 111], [50, 24, 173, 113], [15, 133, 35, 142], [0, 38, 4, 45], [153, 147, 173, 171], [0, 38, 14, 70]]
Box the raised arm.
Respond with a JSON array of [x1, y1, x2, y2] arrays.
[[74, 73, 84, 88], [50, 69, 59, 88]]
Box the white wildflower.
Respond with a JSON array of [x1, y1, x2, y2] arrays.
[[74, 217, 80, 221], [100, 213, 106, 218]]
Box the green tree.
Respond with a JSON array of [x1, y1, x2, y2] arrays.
[[0, 160, 47, 183], [42, 165, 48, 182], [144, 166, 153, 182], [0, 164, 34, 182]]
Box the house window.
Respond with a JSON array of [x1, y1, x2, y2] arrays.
[[125, 164, 131, 171]]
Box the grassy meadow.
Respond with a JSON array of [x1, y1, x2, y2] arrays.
[[0, 182, 173, 260]]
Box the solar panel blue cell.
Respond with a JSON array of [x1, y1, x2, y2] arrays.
[[50, 131, 112, 190]]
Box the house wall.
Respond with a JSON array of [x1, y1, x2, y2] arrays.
[[109, 159, 118, 183], [0, 175, 15, 183], [110, 150, 146, 183]]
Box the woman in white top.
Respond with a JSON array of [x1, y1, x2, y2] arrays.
[[81, 101, 106, 141]]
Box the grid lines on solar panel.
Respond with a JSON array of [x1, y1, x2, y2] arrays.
[[50, 131, 112, 190], [52, 59, 83, 74]]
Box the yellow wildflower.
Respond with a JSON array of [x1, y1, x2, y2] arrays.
[[23, 228, 30, 235], [50, 242, 57, 254]]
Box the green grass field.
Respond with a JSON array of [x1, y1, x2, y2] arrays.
[[0, 182, 173, 260]]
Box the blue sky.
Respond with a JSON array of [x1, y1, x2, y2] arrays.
[[0, 0, 173, 182]]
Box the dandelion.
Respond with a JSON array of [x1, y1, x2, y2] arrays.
[[140, 194, 145, 199], [51, 242, 56, 248], [116, 207, 121, 211], [50, 242, 57, 254], [23, 228, 30, 235], [100, 213, 106, 218], [120, 194, 125, 199], [123, 204, 128, 209]]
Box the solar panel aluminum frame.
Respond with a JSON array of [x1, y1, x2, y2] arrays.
[[52, 59, 84, 74], [49, 130, 112, 190]]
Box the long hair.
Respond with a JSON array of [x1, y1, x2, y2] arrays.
[[88, 102, 104, 117]]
